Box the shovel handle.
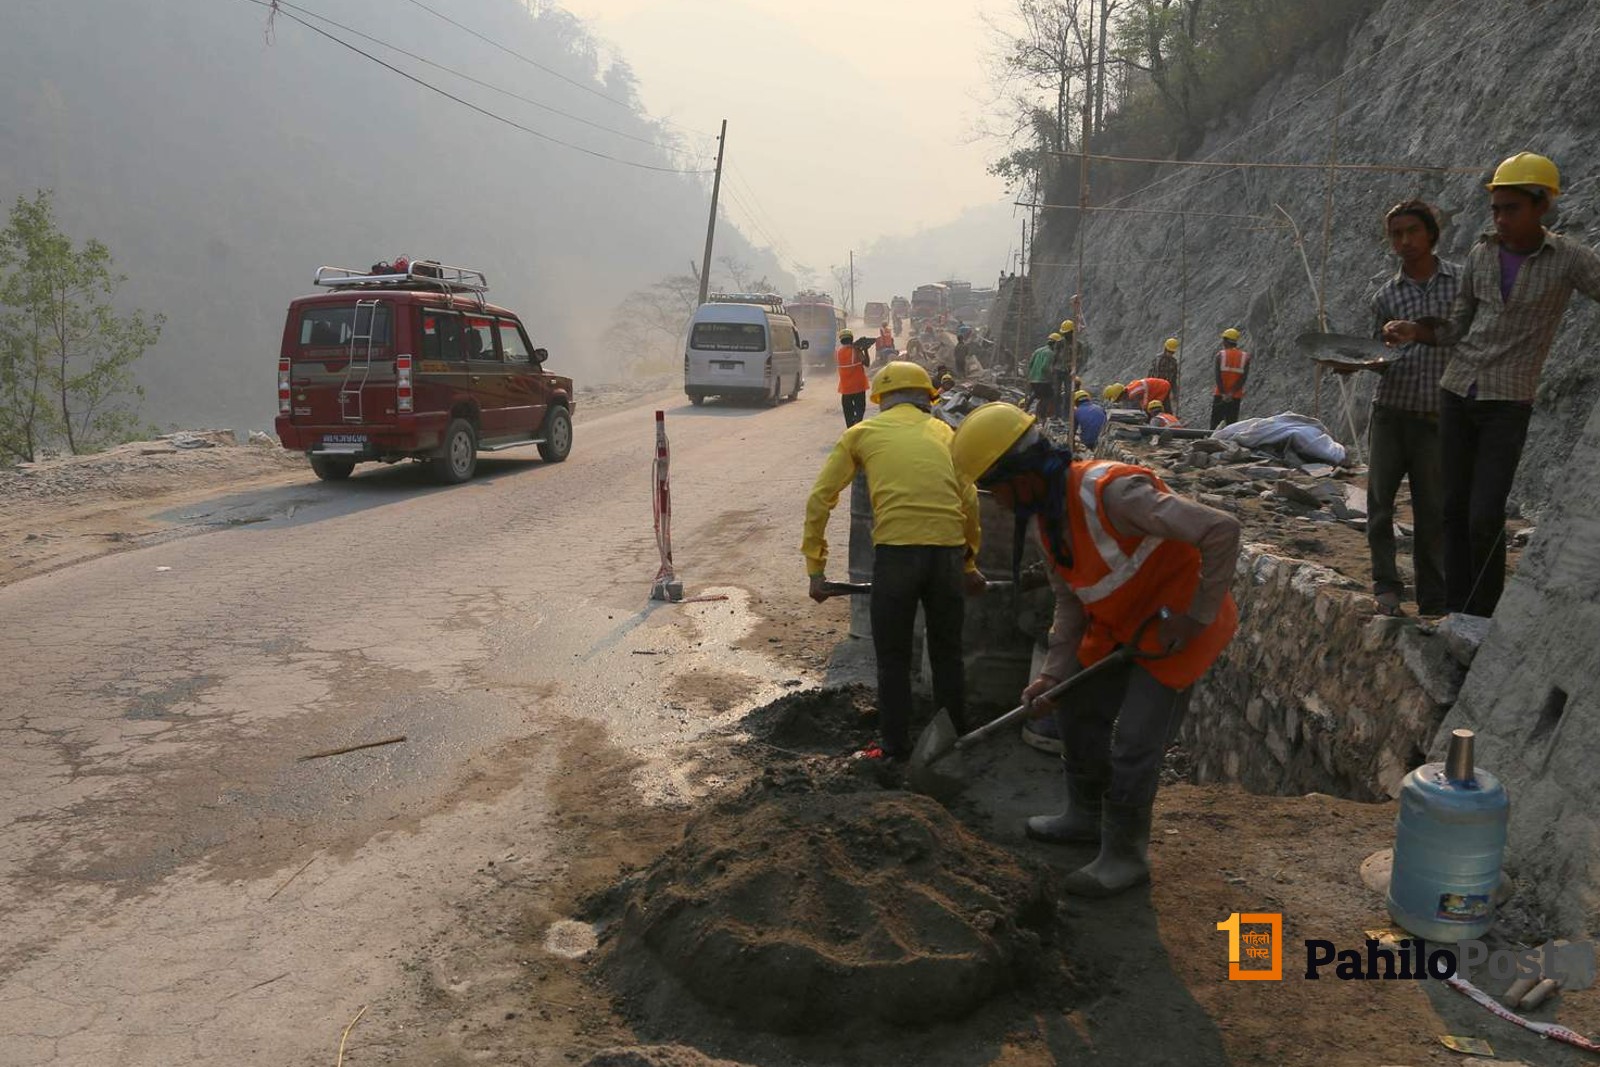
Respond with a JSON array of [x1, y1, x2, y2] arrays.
[[954, 609, 1171, 750]]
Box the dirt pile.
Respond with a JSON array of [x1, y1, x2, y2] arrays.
[[741, 684, 879, 756], [594, 785, 1064, 1037], [582, 1046, 751, 1067]]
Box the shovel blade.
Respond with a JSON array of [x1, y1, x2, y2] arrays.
[[907, 709, 963, 799]]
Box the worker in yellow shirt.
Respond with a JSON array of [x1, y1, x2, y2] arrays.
[[803, 361, 986, 762]]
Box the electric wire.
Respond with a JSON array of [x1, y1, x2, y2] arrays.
[[264, 0, 688, 150], [238, 0, 711, 174]]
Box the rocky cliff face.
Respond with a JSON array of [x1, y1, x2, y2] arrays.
[[1032, 0, 1600, 518]]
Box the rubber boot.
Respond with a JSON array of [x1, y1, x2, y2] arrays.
[[1024, 769, 1106, 845], [1061, 800, 1153, 897]]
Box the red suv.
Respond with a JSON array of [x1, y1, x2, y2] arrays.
[[274, 261, 574, 483]]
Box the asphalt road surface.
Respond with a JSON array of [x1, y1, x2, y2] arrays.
[[0, 385, 855, 1065]]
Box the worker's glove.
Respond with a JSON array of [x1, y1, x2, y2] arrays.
[[1021, 673, 1063, 718], [1157, 612, 1207, 653], [808, 574, 830, 603]]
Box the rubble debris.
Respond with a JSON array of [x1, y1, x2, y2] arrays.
[[582, 1047, 752, 1067]]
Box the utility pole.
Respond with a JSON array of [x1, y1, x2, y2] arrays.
[[697, 119, 728, 306], [848, 249, 856, 319]]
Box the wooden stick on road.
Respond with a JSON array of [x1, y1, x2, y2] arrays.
[[296, 735, 407, 762], [336, 1004, 368, 1067]]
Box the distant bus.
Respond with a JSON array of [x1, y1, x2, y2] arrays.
[[788, 298, 848, 368]]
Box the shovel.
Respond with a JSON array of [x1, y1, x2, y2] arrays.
[[907, 610, 1169, 798]]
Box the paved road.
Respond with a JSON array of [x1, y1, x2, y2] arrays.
[[0, 387, 853, 1065]]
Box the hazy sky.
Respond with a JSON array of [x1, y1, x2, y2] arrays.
[[559, 0, 1012, 278]]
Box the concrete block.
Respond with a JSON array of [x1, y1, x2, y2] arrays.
[[1438, 613, 1493, 668]]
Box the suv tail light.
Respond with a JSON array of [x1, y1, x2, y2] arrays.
[[764, 355, 773, 380], [278, 358, 291, 413], [396, 354, 413, 412]]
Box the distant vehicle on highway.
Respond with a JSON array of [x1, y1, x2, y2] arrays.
[[863, 301, 889, 328], [911, 283, 950, 332], [787, 291, 848, 369], [683, 294, 805, 406], [274, 259, 574, 484]]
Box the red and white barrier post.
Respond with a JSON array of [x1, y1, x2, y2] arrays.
[[649, 410, 683, 602]]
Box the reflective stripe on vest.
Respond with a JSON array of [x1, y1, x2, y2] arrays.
[[1216, 349, 1249, 397], [1074, 462, 1162, 604]]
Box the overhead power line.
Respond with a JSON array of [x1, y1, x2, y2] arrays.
[[265, 0, 685, 151], [240, 0, 709, 175]]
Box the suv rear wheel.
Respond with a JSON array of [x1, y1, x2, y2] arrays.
[[309, 455, 355, 481], [538, 405, 572, 462], [431, 418, 478, 484]]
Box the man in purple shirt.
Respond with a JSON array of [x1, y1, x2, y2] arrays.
[[1384, 152, 1600, 616]]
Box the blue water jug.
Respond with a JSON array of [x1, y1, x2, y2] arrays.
[[1386, 729, 1510, 942]]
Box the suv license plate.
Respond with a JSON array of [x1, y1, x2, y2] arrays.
[[322, 433, 367, 450]]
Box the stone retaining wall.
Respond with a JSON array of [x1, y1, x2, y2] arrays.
[[1186, 544, 1483, 801]]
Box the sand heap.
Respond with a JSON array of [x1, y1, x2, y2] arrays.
[[596, 787, 1058, 1035]]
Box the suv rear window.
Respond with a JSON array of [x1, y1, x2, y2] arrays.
[[299, 305, 391, 347], [691, 322, 766, 352]]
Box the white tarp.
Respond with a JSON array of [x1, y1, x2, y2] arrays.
[[1213, 412, 1349, 466]]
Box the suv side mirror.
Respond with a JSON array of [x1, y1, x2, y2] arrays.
[[532, 347, 548, 364], [800, 339, 810, 350]]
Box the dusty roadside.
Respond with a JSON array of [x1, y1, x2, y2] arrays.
[[0, 376, 680, 590]]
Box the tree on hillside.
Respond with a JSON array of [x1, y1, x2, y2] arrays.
[[0, 190, 162, 460], [604, 272, 700, 373]]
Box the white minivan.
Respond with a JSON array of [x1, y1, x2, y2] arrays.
[[683, 295, 807, 406]]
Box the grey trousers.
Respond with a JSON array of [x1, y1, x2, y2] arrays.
[[1053, 656, 1190, 807], [1366, 404, 1444, 613]]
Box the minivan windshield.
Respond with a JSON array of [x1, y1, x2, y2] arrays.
[[690, 322, 766, 352], [787, 305, 838, 330], [299, 304, 392, 347]]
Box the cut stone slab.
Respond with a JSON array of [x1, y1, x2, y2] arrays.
[[1438, 613, 1493, 668]]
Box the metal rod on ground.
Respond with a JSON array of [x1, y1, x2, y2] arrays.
[[696, 120, 727, 306]]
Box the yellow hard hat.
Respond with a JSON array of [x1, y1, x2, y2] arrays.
[[839, 329, 854, 342], [1059, 319, 1075, 333], [1221, 328, 1241, 342], [950, 402, 1036, 484], [869, 360, 935, 404], [1488, 151, 1560, 195], [1072, 389, 1090, 404], [1048, 332, 1063, 342], [1146, 400, 1164, 414], [1103, 382, 1126, 402], [1164, 337, 1180, 352]]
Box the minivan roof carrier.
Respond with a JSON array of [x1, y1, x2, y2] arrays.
[[314, 261, 490, 298]]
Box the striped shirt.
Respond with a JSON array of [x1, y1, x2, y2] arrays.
[[1434, 230, 1600, 402], [1369, 257, 1459, 414]]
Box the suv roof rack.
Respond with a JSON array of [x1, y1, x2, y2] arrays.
[[708, 292, 786, 312], [314, 261, 490, 297]]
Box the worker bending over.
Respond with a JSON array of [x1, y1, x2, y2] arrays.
[[1147, 400, 1181, 428], [1104, 377, 1171, 412], [1072, 390, 1108, 449], [950, 403, 1240, 897], [804, 362, 985, 763]]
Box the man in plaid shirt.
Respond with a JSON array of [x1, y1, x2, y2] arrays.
[[1385, 152, 1600, 616], [1363, 200, 1457, 617]]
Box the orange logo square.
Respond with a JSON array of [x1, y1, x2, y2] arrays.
[[1217, 912, 1283, 980]]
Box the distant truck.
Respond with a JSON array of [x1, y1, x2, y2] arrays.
[[863, 301, 889, 329]]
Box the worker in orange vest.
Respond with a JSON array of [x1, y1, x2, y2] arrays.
[[836, 329, 870, 427], [1211, 328, 1251, 428], [1104, 377, 1171, 411], [1146, 401, 1182, 428], [950, 402, 1241, 897], [876, 323, 896, 358]]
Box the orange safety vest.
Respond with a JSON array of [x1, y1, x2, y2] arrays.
[[1124, 378, 1171, 408], [1215, 348, 1250, 398], [1151, 412, 1182, 428], [1040, 461, 1237, 689], [837, 345, 869, 395]]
